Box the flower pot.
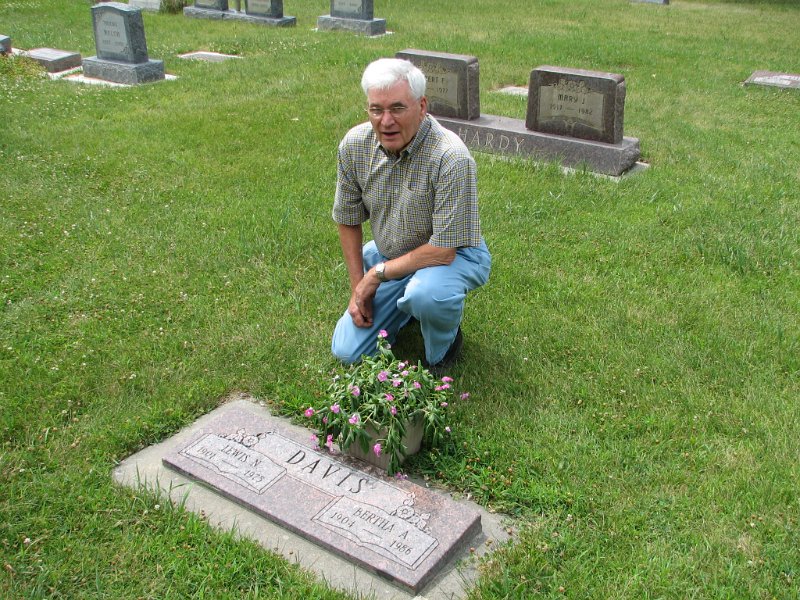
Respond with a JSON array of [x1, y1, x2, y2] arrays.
[[345, 417, 424, 471]]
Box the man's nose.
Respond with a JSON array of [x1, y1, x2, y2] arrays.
[[379, 110, 396, 126]]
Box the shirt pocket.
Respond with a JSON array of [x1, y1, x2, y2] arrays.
[[398, 186, 434, 240]]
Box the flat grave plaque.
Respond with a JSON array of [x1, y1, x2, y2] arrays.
[[744, 70, 800, 90], [27, 48, 82, 73], [162, 405, 481, 593]]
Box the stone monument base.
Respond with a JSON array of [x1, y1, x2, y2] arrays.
[[437, 114, 641, 177], [317, 15, 386, 36], [183, 6, 296, 26], [82, 56, 165, 85], [27, 48, 82, 73]]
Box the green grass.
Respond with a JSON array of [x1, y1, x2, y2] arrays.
[[2, 0, 799, 597]]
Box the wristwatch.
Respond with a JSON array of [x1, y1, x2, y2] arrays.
[[375, 262, 388, 282]]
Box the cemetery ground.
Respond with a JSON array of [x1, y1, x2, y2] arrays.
[[1, 0, 799, 597]]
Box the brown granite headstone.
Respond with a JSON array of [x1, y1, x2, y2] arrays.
[[526, 65, 626, 144], [162, 405, 481, 593]]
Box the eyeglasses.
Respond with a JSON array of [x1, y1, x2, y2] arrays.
[[365, 105, 409, 118]]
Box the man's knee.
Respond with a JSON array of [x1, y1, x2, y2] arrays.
[[402, 275, 465, 321]]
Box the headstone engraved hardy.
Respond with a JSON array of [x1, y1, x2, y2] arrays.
[[434, 62, 641, 176], [395, 49, 480, 121], [317, 0, 386, 36], [27, 48, 83, 73], [82, 2, 165, 84], [162, 406, 482, 592], [527, 65, 625, 144], [0, 35, 11, 56]]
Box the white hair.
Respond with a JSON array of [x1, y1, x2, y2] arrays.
[[361, 58, 426, 100]]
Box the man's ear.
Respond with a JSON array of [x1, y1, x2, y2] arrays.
[[419, 96, 428, 118]]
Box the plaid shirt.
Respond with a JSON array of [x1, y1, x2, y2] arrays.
[[333, 115, 482, 259]]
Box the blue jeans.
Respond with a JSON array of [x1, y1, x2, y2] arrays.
[[331, 240, 491, 365]]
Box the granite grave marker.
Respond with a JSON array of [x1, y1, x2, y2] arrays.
[[82, 2, 165, 84], [526, 65, 626, 144], [744, 70, 800, 91], [162, 404, 482, 592], [184, 0, 295, 26], [433, 61, 641, 176], [395, 49, 480, 121], [27, 48, 82, 73], [317, 0, 386, 36]]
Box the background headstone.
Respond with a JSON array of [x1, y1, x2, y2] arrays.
[[245, 0, 282, 17], [526, 65, 626, 144], [317, 0, 385, 35], [0, 35, 11, 55], [395, 49, 480, 121], [82, 3, 165, 85], [27, 48, 82, 73], [632, 0, 669, 4], [330, 0, 372, 20], [128, 0, 162, 11], [194, 0, 228, 9], [744, 70, 800, 90]]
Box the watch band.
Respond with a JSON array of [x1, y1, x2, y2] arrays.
[[375, 261, 387, 282]]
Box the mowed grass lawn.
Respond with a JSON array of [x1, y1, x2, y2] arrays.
[[2, 0, 799, 597]]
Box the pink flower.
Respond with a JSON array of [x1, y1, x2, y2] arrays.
[[413, 381, 421, 389], [398, 362, 406, 369], [390, 405, 397, 415], [392, 379, 402, 387], [304, 407, 315, 418], [394, 472, 408, 480], [349, 413, 360, 425], [331, 403, 341, 414], [441, 376, 453, 383], [445, 426, 451, 433], [377, 370, 388, 382], [373, 443, 382, 456], [378, 329, 388, 338], [460, 392, 470, 401], [311, 434, 319, 447], [322, 416, 328, 424], [401, 370, 409, 377], [435, 385, 443, 391], [384, 393, 394, 402], [440, 402, 448, 407], [350, 385, 360, 397], [326, 434, 334, 450]]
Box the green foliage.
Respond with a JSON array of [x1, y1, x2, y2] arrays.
[[308, 333, 456, 475], [0, 55, 45, 81], [159, 0, 188, 14]]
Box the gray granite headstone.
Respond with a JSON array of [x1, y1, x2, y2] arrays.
[[27, 48, 83, 73], [744, 70, 800, 90], [526, 65, 626, 144], [330, 0, 372, 19], [317, 0, 385, 35], [184, 0, 295, 26], [0, 35, 11, 56], [82, 3, 165, 85], [395, 49, 480, 121], [128, 0, 162, 11], [194, 0, 228, 10], [162, 405, 481, 593], [632, 0, 669, 4]]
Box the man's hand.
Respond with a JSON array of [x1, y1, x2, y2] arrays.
[[348, 268, 381, 327]]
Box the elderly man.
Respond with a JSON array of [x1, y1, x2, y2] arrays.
[[331, 58, 491, 369]]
